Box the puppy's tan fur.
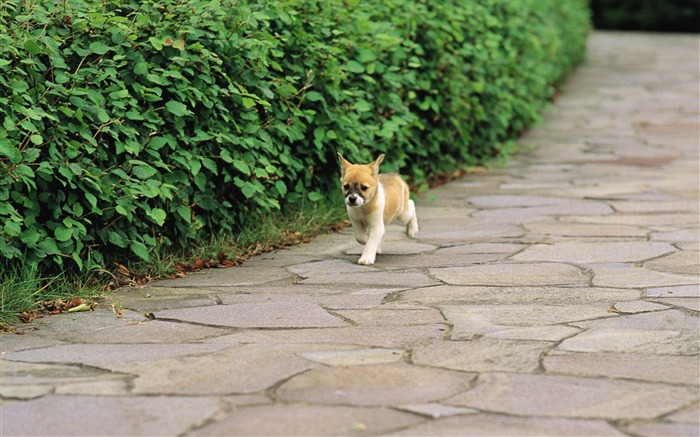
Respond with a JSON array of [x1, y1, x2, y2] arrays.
[[338, 153, 418, 265]]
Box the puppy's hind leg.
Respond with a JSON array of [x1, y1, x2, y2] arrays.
[[403, 199, 419, 238]]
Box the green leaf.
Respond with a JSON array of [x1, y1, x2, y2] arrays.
[[89, 41, 111, 55], [165, 100, 192, 116], [307, 191, 323, 202], [147, 208, 166, 226], [305, 91, 324, 102], [24, 40, 42, 55], [242, 97, 256, 109], [345, 60, 364, 73], [29, 134, 43, 145], [132, 164, 158, 179], [54, 225, 73, 242], [130, 241, 149, 261]]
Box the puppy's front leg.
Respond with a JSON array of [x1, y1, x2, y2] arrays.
[[358, 223, 384, 265]]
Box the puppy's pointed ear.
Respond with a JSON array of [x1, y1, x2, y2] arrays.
[[337, 153, 352, 177], [369, 154, 385, 176]]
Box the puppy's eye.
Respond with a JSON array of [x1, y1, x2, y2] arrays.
[[343, 184, 350, 191], [360, 185, 368, 192]]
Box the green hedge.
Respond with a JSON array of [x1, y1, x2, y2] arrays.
[[0, 0, 590, 273]]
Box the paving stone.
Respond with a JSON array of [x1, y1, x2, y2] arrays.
[[392, 414, 626, 436], [376, 252, 507, 268], [128, 343, 329, 395], [416, 222, 525, 242], [394, 285, 641, 305], [612, 301, 668, 313], [155, 301, 346, 328], [650, 298, 700, 312], [625, 422, 700, 437], [275, 363, 474, 406], [336, 308, 444, 326], [192, 404, 422, 436], [544, 352, 700, 385], [150, 266, 292, 287], [0, 395, 221, 436], [471, 200, 614, 220], [513, 242, 676, 263], [484, 325, 581, 341], [72, 320, 228, 344], [430, 263, 589, 287], [447, 372, 698, 420], [395, 403, 477, 419], [0, 360, 128, 392], [204, 324, 449, 349], [297, 348, 405, 366], [440, 304, 611, 340], [645, 251, 700, 275], [345, 240, 438, 256], [665, 403, 700, 424], [412, 338, 551, 372], [645, 284, 699, 297], [592, 265, 698, 288], [468, 195, 572, 208], [523, 220, 648, 238], [572, 308, 699, 332], [300, 271, 439, 287], [557, 329, 698, 355], [2, 343, 231, 368], [287, 259, 379, 277]]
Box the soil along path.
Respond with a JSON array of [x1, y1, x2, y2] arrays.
[[2, 31, 698, 436]]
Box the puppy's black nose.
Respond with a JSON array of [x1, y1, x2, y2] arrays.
[[348, 195, 357, 205]]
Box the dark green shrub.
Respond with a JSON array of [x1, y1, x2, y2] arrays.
[[591, 0, 700, 32], [0, 0, 590, 274]]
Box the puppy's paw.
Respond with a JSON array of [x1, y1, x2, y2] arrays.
[[357, 255, 375, 266], [407, 223, 419, 239]]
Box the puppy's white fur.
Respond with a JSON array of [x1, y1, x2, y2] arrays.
[[338, 153, 419, 265]]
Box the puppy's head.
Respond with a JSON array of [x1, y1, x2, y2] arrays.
[[337, 153, 385, 208]]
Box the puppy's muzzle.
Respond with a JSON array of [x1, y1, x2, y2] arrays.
[[345, 193, 364, 207]]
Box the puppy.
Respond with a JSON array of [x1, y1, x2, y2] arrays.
[[338, 153, 419, 265]]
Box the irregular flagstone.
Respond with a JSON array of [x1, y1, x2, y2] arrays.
[[191, 404, 422, 437], [430, 263, 589, 287], [275, 363, 474, 406], [335, 308, 445, 326], [416, 222, 525, 242], [468, 194, 573, 208], [204, 324, 449, 349], [155, 301, 346, 328], [556, 328, 699, 355], [544, 352, 700, 385], [394, 285, 641, 305], [471, 200, 614, 220], [395, 403, 477, 419], [376, 252, 507, 268], [128, 343, 336, 395], [2, 343, 232, 368], [484, 325, 581, 342], [150, 266, 292, 287], [392, 414, 626, 437], [0, 395, 221, 436], [645, 284, 699, 298], [649, 298, 700, 312], [287, 259, 380, 277], [345, 240, 438, 256], [612, 301, 668, 313], [591, 265, 698, 288], [297, 348, 405, 366], [412, 338, 551, 372], [440, 304, 611, 340], [523, 220, 649, 238], [300, 271, 439, 287], [625, 422, 700, 437], [513, 242, 676, 263], [571, 308, 698, 332], [447, 372, 698, 420], [645, 251, 700, 275]]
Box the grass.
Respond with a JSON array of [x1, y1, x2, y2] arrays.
[[0, 197, 347, 329]]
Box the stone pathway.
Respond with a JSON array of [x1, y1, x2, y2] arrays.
[[2, 32, 699, 436]]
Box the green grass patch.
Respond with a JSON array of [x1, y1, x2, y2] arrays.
[[1, 196, 347, 329]]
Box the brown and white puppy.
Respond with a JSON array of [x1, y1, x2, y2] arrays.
[[338, 153, 419, 265]]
